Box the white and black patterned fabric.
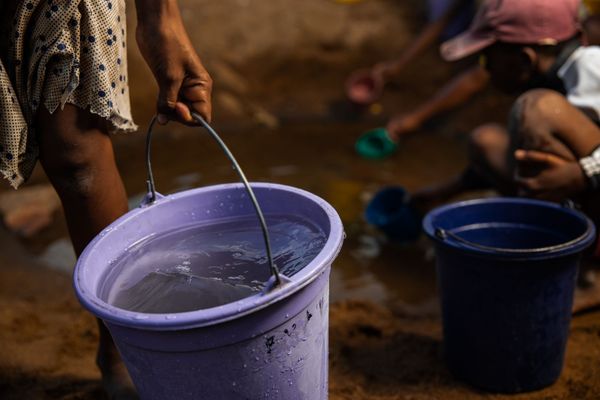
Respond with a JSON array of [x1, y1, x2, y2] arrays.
[[0, 0, 137, 188]]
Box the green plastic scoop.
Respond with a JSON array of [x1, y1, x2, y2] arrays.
[[355, 128, 398, 160]]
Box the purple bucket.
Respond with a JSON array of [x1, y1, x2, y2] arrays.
[[74, 182, 344, 399]]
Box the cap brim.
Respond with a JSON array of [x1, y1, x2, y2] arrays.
[[440, 31, 497, 62]]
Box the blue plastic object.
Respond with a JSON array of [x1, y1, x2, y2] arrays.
[[423, 198, 596, 393], [365, 186, 422, 242], [427, 0, 475, 40]]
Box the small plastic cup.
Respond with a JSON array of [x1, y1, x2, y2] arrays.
[[346, 69, 384, 105], [355, 128, 398, 160], [365, 186, 422, 242]]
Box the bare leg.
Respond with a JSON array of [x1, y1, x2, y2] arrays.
[[462, 89, 600, 199], [36, 104, 137, 399], [507, 89, 600, 313], [508, 89, 600, 162], [411, 123, 511, 213]]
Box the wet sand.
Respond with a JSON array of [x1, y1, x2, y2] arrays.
[[2, 239, 600, 400], [1, 0, 600, 398]]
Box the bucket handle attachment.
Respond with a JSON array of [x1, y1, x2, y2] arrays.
[[144, 112, 283, 287], [435, 220, 594, 255]]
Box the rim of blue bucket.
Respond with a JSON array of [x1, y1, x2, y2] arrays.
[[74, 182, 344, 331], [423, 197, 597, 260]]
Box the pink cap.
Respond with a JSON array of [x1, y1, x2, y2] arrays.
[[441, 0, 580, 62]]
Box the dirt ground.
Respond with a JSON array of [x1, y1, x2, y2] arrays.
[[1, 0, 600, 399], [2, 227, 600, 400]]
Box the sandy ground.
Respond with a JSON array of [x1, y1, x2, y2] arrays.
[[2, 0, 600, 399], [2, 228, 600, 400]]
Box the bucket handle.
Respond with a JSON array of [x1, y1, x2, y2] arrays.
[[435, 220, 594, 255], [144, 112, 283, 287]]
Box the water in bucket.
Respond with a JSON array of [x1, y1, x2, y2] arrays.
[[101, 214, 327, 313]]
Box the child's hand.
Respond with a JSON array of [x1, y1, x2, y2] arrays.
[[514, 149, 587, 201], [136, 1, 212, 125], [386, 113, 422, 141]]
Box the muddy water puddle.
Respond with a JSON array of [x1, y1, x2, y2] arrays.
[[19, 120, 468, 308]]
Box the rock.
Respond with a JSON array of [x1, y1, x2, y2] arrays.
[[0, 184, 61, 237], [250, 104, 280, 129], [37, 238, 77, 274]]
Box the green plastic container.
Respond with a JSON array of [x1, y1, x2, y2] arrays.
[[355, 128, 398, 160]]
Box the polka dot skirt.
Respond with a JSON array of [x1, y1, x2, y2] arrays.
[[0, 0, 137, 188]]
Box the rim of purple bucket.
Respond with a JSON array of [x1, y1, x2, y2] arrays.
[[74, 182, 344, 331], [423, 197, 596, 260]]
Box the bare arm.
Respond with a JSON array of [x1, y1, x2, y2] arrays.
[[377, 0, 473, 81], [135, 0, 212, 124], [388, 65, 489, 139]]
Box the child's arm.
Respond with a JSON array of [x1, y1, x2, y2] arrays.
[[387, 65, 489, 139], [134, 0, 212, 125], [375, 0, 473, 82]]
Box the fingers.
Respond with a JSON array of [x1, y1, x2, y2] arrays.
[[174, 102, 193, 124], [158, 66, 212, 126], [515, 175, 540, 192], [179, 73, 212, 123], [156, 71, 183, 125], [515, 175, 554, 200], [514, 149, 565, 166]]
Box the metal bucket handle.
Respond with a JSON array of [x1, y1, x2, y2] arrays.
[[434, 200, 594, 255], [144, 112, 283, 287]]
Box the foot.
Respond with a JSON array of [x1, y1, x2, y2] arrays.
[[96, 323, 139, 400], [97, 350, 139, 400]]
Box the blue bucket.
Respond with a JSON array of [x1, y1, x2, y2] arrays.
[[423, 198, 596, 393], [365, 186, 422, 242]]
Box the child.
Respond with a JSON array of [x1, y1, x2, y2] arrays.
[[415, 0, 600, 310], [0, 0, 212, 398], [347, 0, 491, 140]]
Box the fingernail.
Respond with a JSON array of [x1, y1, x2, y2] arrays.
[[157, 114, 168, 125], [514, 149, 525, 158]]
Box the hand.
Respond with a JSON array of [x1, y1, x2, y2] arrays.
[[136, 3, 212, 125], [386, 113, 422, 141], [514, 149, 587, 202]]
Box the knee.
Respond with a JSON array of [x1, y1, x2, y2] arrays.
[[40, 140, 103, 198], [469, 124, 506, 158], [511, 89, 568, 131]]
